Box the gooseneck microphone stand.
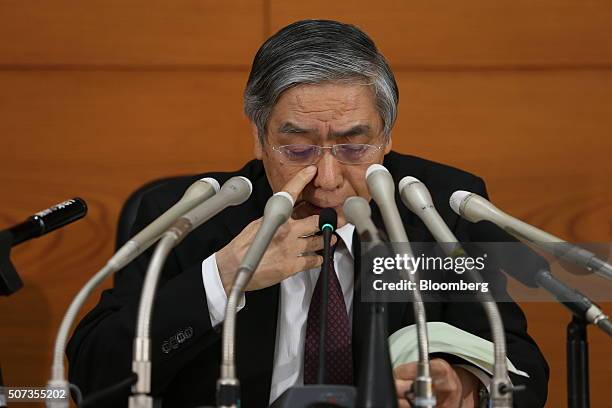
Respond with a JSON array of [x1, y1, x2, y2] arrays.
[[399, 176, 515, 407], [364, 166, 434, 408], [129, 177, 251, 408]]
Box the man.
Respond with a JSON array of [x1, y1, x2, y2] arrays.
[[68, 20, 549, 407]]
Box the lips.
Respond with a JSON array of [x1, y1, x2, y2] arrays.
[[298, 200, 342, 215]]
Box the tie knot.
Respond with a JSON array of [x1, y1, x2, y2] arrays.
[[315, 232, 339, 257]]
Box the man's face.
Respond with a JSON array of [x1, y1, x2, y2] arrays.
[[253, 82, 392, 226]]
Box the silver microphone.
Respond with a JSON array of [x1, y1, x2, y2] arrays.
[[449, 191, 612, 281], [343, 196, 382, 246], [400, 176, 513, 407], [218, 191, 294, 408], [110, 178, 221, 270], [364, 164, 435, 408], [47, 177, 221, 408], [450, 190, 612, 338], [129, 176, 252, 408], [399, 176, 456, 243], [170, 176, 253, 243]]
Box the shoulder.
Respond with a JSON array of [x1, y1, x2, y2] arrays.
[[123, 159, 269, 247], [383, 150, 485, 192], [383, 151, 489, 233], [138, 159, 267, 214]]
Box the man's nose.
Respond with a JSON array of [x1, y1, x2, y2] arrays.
[[313, 150, 343, 190]]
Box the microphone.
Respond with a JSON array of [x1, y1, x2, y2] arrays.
[[129, 177, 252, 408], [535, 270, 612, 336], [270, 208, 355, 407], [47, 177, 223, 408], [399, 177, 457, 244], [317, 208, 337, 384], [109, 177, 221, 270], [449, 190, 612, 337], [364, 164, 434, 408], [449, 191, 612, 281], [343, 196, 399, 408], [270, 208, 358, 407], [343, 196, 383, 247], [218, 191, 294, 408], [3, 198, 87, 247], [1, 198, 87, 296], [399, 176, 514, 407]]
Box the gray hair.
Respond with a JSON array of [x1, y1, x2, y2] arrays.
[[244, 19, 399, 144]]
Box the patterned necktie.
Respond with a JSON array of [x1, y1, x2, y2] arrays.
[[303, 244, 353, 385]]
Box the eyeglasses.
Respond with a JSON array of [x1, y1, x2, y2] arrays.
[[271, 143, 384, 165]]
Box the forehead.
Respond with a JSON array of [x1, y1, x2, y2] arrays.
[[269, 82, 380, 128]]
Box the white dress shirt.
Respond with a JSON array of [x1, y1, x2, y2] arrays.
[[201, 223, 490, 404]]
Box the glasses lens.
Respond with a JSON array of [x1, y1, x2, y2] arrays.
[[334, 144, 379, 164], [277, 145, 319, 165]]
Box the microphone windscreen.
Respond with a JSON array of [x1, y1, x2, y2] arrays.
[[318, 208, 337, 232]]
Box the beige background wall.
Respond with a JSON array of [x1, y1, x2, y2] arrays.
[[0, 1, 611, 407]]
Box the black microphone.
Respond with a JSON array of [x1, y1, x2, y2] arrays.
[[1, 198, 87, 296], [534, 270, 612, 336], [5, 197, 87, 247], [317, 208, 337, 384], [465, 228, 612, 336], [269, 207, 355, 408]]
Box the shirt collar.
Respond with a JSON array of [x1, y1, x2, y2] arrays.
[[335, 223, 355, 258]]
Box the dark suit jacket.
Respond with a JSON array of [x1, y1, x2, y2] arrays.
[[67, 151, 549, 407]]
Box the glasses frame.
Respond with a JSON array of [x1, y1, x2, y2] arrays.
[[270, 143, 386, 166]]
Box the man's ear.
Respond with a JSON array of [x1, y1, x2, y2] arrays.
[[384, 136, 393, 154], [251, 122, 263, 160]]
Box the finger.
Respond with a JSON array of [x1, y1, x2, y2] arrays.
[[395, 379, 413, 398], [281, 166, 317, 203], [429, 358, 451, 374], [300, 235, 324, 253], [295, 254, 324, 273], [299, 234, 339, 254], [394, 362, 418, 380], [397, 399, 411, 408], [429, 359, 455, 383], [292, 215, 319, 237]]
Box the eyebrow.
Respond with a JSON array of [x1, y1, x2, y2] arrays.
[[329, 124, 372, 138], [278, 122, 313, 134], [278, 122, 372, 138]]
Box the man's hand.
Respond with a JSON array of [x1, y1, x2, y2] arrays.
[[216, 166, 336, 294], [394, 359, 480, 408]]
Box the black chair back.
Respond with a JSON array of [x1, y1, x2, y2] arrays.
[[115, 176, 186, 249]]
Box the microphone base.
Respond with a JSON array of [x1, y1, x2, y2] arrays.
[[128, 394, 161, 408], [356, 303, 397, 408], [269, 384, 356, 408]]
